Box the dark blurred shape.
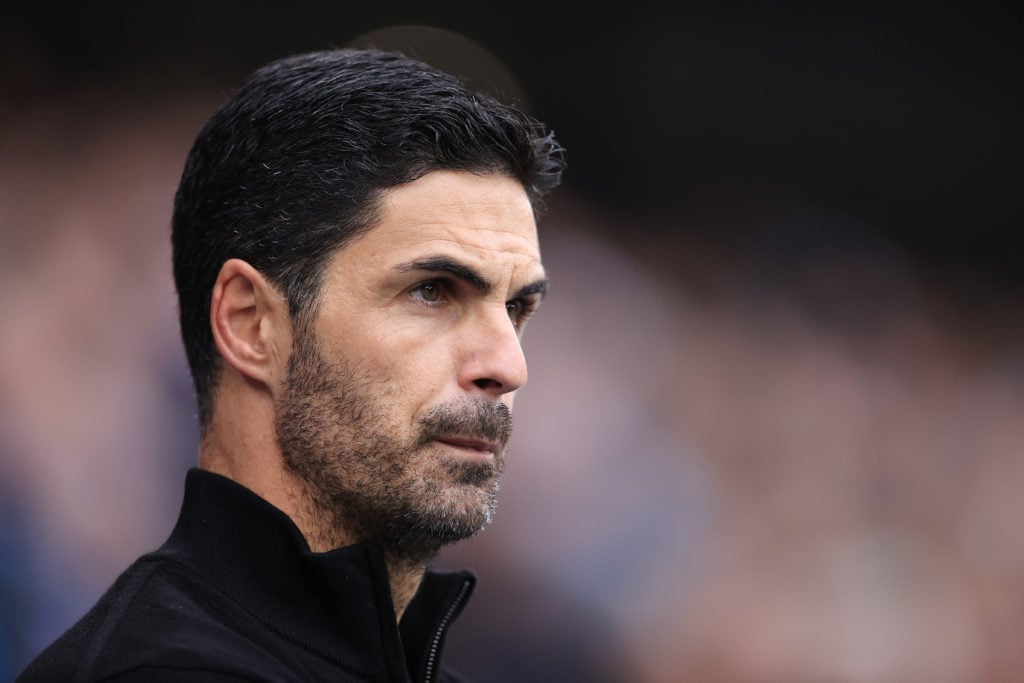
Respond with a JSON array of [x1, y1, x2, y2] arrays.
[[348, 25, 530, 111]]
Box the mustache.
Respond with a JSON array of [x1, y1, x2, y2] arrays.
[[418, 399, 513, 448]]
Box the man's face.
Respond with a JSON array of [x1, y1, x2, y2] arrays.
[[274, 170, 545, 561]]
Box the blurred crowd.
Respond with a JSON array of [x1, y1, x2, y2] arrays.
[[2, 80, 1022, 683]]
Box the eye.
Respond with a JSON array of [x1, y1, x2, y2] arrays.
[[506, 297, 540, 330], [410, 280, 445, 303], [506, 300, 524, 320]]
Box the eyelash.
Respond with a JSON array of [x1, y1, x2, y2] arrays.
[[409, 279, 540, 329]]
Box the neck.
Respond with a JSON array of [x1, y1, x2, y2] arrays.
[[280, 473, 433, 619], [199, 379, 435, 620], [385, 555, 429, 620], [201, 432, 430, 619]]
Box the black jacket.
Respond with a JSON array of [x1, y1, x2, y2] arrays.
[[18, 468, 475, 682]]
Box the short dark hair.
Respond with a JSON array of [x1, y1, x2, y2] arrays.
[[172, 48, 565, 429]]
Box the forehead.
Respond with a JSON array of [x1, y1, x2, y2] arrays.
[[335, 170, 542, 278]]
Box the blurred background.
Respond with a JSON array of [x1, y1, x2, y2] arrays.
[[1, 3, 1022, 681]]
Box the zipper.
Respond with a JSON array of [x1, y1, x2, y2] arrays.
[[422, 578, 472, 683]]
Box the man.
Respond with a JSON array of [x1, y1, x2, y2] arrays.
[[19, 47, 564, 682]]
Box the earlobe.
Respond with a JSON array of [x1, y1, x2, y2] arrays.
[[209, 259, 290, 388]]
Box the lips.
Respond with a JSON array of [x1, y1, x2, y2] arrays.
[[436, 435, 500, 454], [418, 399, 512, 456]]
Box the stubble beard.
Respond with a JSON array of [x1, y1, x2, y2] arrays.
[[274, 329, 512, 567]]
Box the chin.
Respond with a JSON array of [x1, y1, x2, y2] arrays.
[[408, 473, 501, 545]]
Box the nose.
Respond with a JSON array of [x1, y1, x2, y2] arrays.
[[457, 306, 529, 398]]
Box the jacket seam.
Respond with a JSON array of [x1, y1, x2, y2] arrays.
[[74, 559, 163, 683]]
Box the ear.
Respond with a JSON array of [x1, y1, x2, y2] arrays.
[[209, 258, 291, 390]]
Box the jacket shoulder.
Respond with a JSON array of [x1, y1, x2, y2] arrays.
[[18, 557, 303, 682], [98, 667, 262, 682]]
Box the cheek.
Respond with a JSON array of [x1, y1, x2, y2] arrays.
[[327, 309, 462, 411], [367, 328, 458, 392]]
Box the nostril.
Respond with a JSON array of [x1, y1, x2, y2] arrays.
[[473, 378, 501, 390]]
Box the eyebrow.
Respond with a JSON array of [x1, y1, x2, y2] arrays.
[[513, 279, 548, 302], [395, 255, 548, 301]]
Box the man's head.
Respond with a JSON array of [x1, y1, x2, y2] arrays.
[[171, 48, 564, 560], [173, 47, 564, 429]]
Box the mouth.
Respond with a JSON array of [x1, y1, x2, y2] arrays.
[[435, 435, 501, 456]]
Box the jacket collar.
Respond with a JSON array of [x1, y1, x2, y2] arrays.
[[157, 468, 475, 682]]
